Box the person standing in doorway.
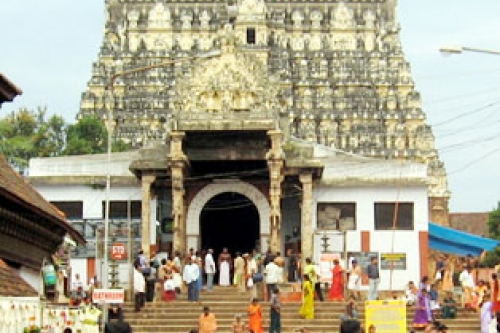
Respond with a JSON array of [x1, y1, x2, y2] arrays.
[[287, 249, 298, 282], [303, 258, 323, 302], [269, 288, 281, 333], [205, 249, 216, 292], [183, 256, 200, 302], [366, 256, 380, 300], [234, 252, 246, 293], [218, 247, 232, 287], [133, 263, 146, 312]]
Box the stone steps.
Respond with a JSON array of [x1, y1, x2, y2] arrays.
[[123, 288, 480, 333]]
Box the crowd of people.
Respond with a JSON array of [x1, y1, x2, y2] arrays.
[[131, 248, 500, 333]]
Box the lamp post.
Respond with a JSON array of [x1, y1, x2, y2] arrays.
[[439, 45, 500, 56], [101, 50, 221, 325]]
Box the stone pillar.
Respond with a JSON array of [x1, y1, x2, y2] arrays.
[[266, 130, 284, 253], [300, 173, 314, 261], [170, 131, 188, 253], [141, 174, 156, 260]]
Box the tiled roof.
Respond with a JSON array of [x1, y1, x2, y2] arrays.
[[0, 72, 22, 104], [0, 259, 38, 297], [449, 212, 490, 237], [0, 154, 84, 243]]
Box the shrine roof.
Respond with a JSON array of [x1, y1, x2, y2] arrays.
[[0, 259, 37, 297], [0, 73, 22, 105], [0, 155, 85, 244]]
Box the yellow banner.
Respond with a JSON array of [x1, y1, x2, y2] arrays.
[[364, 300, 406, 333]]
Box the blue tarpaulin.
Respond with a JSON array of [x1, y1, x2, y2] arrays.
[[429, 222, 500, 256]]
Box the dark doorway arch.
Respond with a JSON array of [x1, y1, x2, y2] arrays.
[[200, 192, 260, 256]]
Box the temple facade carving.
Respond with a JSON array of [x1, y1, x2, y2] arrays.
[[77, 0, 450, 256]]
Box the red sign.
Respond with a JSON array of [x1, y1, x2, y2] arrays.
[[92, 289, 125, 303], [110, 243, 127, 260]]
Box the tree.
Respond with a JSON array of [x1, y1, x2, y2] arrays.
[[488, 202, 500, 239], [0, 107, 59, 172], [481, 202, 500, 267], [64, 116, 107, 155], [63, 116, 132, 155]]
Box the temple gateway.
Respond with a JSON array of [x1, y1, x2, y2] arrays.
[[30, 0, 449, 288]]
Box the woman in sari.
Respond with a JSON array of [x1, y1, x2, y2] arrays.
[[492, 273, 500, 313], [299, 274, 315, 319], [441, 261, 454, 293], [162, 273, 176, 302], [413, 288, 432, 329], [247, 298, 263, 333], [480, 293, 493, 333], [328, 259, 344, 301]]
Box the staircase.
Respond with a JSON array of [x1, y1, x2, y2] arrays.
[[122, 286, 480, 333]]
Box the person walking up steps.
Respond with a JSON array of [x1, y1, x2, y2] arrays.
[[269, 288, 281, 333]]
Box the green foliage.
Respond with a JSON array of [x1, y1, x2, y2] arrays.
[[481, 202, 500, 267], [64, 116, 107, 155], [0, 109, 132, 169], [112, 139, 131, 152], [488, 202, 500, 239], [0, 107, 54, 172]]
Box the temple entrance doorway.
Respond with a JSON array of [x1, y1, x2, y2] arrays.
[[200, 192, 260, 257]]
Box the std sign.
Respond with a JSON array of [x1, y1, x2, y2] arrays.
[[110, 242, 127, 260], [92, 289, 125, 303]]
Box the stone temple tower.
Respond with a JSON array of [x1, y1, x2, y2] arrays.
[[78, 0, 450, 225]]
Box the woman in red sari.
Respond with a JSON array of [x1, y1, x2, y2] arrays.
[[328, 259, 344, 301], [492, 273, 500, 313]]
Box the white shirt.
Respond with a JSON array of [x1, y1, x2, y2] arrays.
[[72, 278, 84, 291], [459, 270, 475, 288], [205, 253, 216, 274], [183, 263, 200, 284], [247, 258, 257, 275], [133, 269, 145, 293], [164, 279, 176, 291], [265, 262, 283, 284]]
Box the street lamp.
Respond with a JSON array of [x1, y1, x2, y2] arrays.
[[439, 45, 500, 56], [101, 49, 221, 311]]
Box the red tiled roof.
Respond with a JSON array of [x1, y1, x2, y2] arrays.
[[0, 72, 22, 104], [449, 212, 490, 237], [0, 154, 84, 244], [0, 259, 37, 297]]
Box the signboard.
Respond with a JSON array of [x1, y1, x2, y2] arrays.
[[365, 300, 406, 333], [318, 253, 341, 283], [347, 252, 378, 285], [110, 242, 127, 260], [380, 253, 407, 270], [92, 289, 125, 303]]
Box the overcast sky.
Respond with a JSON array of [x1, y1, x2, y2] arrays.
[[1, 1, 500, 213]]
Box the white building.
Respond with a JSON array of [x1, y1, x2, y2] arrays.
[[29, 144, 429, 291]]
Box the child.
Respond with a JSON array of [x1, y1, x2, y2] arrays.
[[340, 295, 358, 322], [232, 314, 246, 333]]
